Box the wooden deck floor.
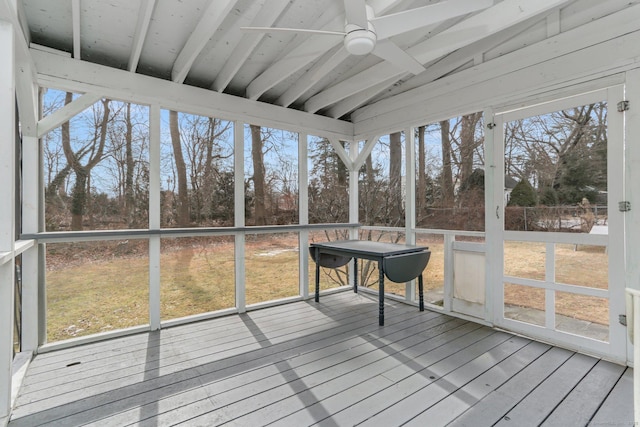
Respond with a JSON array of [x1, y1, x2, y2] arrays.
[[8, 292, 634, 426]]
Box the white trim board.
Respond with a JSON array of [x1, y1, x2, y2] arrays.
[[31, 49, 354, 141]]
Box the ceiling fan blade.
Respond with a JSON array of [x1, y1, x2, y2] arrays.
[[372, 39, 425, 75], [344, 0, 368, 29], [240, 26, 345, 36], [371, 0, 494, 40]]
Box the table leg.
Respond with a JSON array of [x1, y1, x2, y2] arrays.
[[315, 247, 320, 303], [378, 260, 384, 326], [418, 274, 424, 312], [353, 258, 358, 293]]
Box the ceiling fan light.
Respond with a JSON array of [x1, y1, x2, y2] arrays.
[[344, 30, 376, 55]]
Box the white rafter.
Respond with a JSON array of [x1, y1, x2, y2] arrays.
[[245, 13, 344, 100], [276, 45, 350, 108], [305, 0, 573, 113], [212, 0, 289, 92], [368, 0, 407, 16], [277, 4, 408, 109], [171, 0, 239, 84], [128, 0, 156, 72], [326, 75, 399, 119], [71, 0, 81, 59], [330, 17, 539, 119]]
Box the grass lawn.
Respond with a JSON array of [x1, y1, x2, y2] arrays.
[[45, 235, 610, 343]]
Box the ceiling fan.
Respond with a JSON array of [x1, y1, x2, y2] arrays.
[[241, 0, 494, 75]]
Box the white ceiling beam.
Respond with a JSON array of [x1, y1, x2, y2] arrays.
[[306, 62, 405, 113], [368, 0, 407, 16], [547, 9, 561, 38], [32, 49, 353, 139], [276, 46, 351, 108], [343, 19, 536, 120], [15, 0, 30, 46], [171, 0, 239, 84], [0, 0, 37, 136], [37, 92, 103, 138], [304, 0, 573, 113], [326, 75, 399, 119], [352, 5, 640, 137], [212, 0, 289, 92], [71, 0, 80, 59], [128, 0, 156, 72], [245, 14, 344, 100], [275, 0, 425, 109], [353, 1, 640, 126]]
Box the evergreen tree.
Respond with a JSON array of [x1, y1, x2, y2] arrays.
[[508, 179, 537, 207]]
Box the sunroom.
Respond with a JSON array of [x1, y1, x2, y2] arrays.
[[2, 0, 640, 425]]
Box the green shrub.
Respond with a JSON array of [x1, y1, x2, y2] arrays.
[[508, 180, 537, 207]]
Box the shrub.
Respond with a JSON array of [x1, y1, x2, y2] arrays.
[[508, 180, 537, 207]]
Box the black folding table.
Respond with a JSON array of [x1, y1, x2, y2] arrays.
[[310, 240, 430, 325]]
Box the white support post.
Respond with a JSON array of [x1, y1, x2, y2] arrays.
[[349, 140, 359, 239], [545, 242, 556, 330], [15, 12, 39, 350], [625, 70, 640, 363], [348, 140, 359, 288], [443, 234, 454, 312], [625, 72, 640, 420], [20, 134, 39, 351], [234, 122, 246, 312], [626, 288, 640, 425], [484, 108, 502, 325], [148, 104, 161, 330], [0, 18, 16, 420], [298, 133, 309, 299], [404, 127, 416, 302]]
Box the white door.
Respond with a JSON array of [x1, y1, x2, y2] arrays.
[[489, 87, 626, 362]]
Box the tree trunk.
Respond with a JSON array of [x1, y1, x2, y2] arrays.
[[459, 113, 481, 186], [203, 117, 216, 221], [250, 124, 267, 225], [363, 153, 375, 225], [61, 93, 111, 230], [417, 126, 426, 220], [389, 132, 403, 222], [336, 141, 347, 187], [440, 120, 454, 207], [169, 110, 190, 227], [70, 168, 87, 230], [124, 102, 135, 226]]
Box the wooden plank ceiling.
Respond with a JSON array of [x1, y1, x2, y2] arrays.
[[17, 0, 637, 122]]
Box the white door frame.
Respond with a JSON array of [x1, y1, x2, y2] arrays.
[[488, 87, 627, 363]]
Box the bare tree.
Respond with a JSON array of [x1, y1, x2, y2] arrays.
[[250, 124, 267, 225], [61, 93, 111, 230], [417, 126, 426, 218], [440, 119, 454, 207], [169, 110, 190, 226], [389, 132, 403, 222], [459, 112, 483, 186]]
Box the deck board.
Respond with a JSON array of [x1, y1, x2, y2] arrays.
[[8, 291, 634, 427]]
